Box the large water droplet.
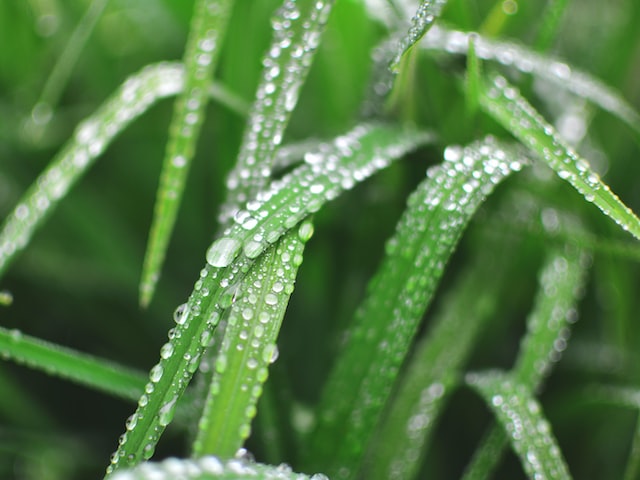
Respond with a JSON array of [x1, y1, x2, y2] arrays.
[[206, 237, 241, 267]]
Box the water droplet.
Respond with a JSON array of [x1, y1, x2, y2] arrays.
[[149, 364, 163, 383], [206, 237, 241, 267]]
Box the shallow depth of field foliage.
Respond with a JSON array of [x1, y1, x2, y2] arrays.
[[2, 0, 640, 479]]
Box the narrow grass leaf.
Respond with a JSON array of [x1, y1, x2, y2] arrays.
[[0, 63, 184, 279], [109, 456, 328, 480], [465, 33, 481, 118], [306, 137, 527, 479], [192, 225, 310, 457], [534, 0, 570, 52], [140, 0, 234, 307], [218, 0, 334, 226], [206, 123, 434, 269], [0, 326, 145, 401], [463, 245, 589, 480], [466, 372, 571, 480], [479, 73, 640, 241], [422, 26, 640, 135], [390, 0, 449, 72], [365, 234, 515, 480]]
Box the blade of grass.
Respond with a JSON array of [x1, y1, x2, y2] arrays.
[[463, 244, 589, 480], [140, 0, 234, 307], [465, 33, 481, 118], [305, 137, 527, 479], [390, 0, 449, 72], [106, 123, 430, 475], [109, 455, 327, 480], [466, 371, 572, 479], [364, 232, 519, 480], [0, 326, 146, 401], [479, 72, 640, 241], [534, 0, 570, 52], [422, 26, 640, 136], [192, 225, 309, 457]]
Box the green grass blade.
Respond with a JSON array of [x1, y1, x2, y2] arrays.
[[365, 233, 516, 480], [390, 0, 449, 72], [206, 123, 434, 269], [0, 63, 184, 279], [140, 0, 234, 307], [422, 26, 640, 135], [466, 371, 572, 480], [192, 225, 309, 457], [305, 137, 527, 479], [465, 33, 481, 118], [218, 0, 334, 226], [534, 0, 570, 52], [109, 456, 327, 480], [0, 326, 145, 401], [479, 73, 640, 241], [463, 244, 589, 480]]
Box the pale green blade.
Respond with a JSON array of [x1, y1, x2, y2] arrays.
[[466, 371, 572, 480], [305, 138, 527, 479], [0, 63, 184, 279], [218, 0, 334, 226], [0, 326, 145, 401], [390, 0, 449, 72], [534, 0, 570, 52], [192, 225, 310, 457], [479, 72, 640, 241], [140, 0, 234, 307], [109, 456, 328, 480], [422, 26, 640, 135]]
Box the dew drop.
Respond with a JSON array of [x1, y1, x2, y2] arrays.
[[206, 237, 241, 268]]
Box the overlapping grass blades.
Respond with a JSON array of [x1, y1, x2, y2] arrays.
[[466, 371, 571, 479], [0, 63, 183, 278], [139, 0, 234, 307], [463, 244, 589, 479], [305, 137, 527, 479], [479, 72, 640, 241], [109, 455, 327, 480], [422, 26, 640, 136]]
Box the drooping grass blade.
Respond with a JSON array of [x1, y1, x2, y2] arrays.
[[0, 63, 184, 279], [364, 232, 519, 480], [479, 72, 640, 241], [422, 26, 640, 136], [466, 371, 572, 480], [390, 0, 449, 72], [192, 225, 309, 457], [140, 0, 234, 307], [463, 244, 589, 480], [0, 326, 146, 402], [305, 137, 527, 479], [109, 455, 328, 480]]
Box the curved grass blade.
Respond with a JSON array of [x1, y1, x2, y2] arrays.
[[0, 326, 145, 401], [107, 124, 428, 475], [390, 0, 449, 72], [0, 63, 184, 279], [463, 244, 589, 480], [206, 123, 434, 269], [422, 26, 640, 135], [192, 225, 310, 457], [479, 73, 640, 241], [140, 0, 234, 307], [305, 137, 527, 479], [109, 456, 327, 480], [27, 0, 109, 136], [218, 0, 334, 226], [466, 371, 572, 480], [365, 233, 517, 480]]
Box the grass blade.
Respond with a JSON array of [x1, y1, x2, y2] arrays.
[[0, 326, 145, 401], [534, 0, 570, 52], [192, 225, 309, 457], [479, 72, 640, 241], [465, 33, 481, 118], [463, 244, 589, 480], [466, 371, 572, 480], [109, 456, 327, 480], [140, 0, 234, 307], [0, 63, 184, 279], [422, 26, 640, 136], [305, 137, 527, 479], [390, 0, 449, 72], [364, 232, 519, 480]]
